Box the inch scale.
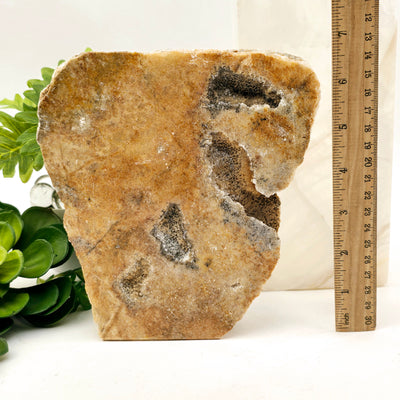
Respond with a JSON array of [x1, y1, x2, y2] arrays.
[[332, 0, 378, 332]]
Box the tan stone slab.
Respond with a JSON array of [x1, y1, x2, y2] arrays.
[[37, 51, 320, 339]]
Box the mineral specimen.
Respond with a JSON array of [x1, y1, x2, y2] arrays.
[[37, 51, 320, 339]]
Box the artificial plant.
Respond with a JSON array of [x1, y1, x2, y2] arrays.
[[0, 202, 90, 356]]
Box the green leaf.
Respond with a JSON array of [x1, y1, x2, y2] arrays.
[[0, 317, 13, 335], [0, 111, 24, 136], [0, 126, 18, 141], [0, 94, 24, 111], [23, 89, 39, 106], [27, 79, 46, 92], [0, 246, 7, 265], [0, 221, 16, 251], [16, 126, 37, 143], [0, 283, 9, 298], [27, 79, 44, 87], [32, 225, 69, 265], [1, 155, 18, 178], [0, 250, 23, 284], [0, 210, 23, 243], [20, 239, 54, 278], [32, 84, 45, 96], [0, 135, 17, 153], [13, 127, 41, 178], [15, 111, 38, 125], [40, 277, 72, 315], [22, 102, 37, 112], [16, 207, 61, 250], [33, 152, 44, 170], [74, 280, 91, 310], [20, 282, 59, 315], [85, 47, 93, 52], [21, 287, 75, 327], [41, 68, 54, 85], [50, 224, 73, 267], [0, 201, 20, 215], [20, 139, 40, 155], [18, 154, 34, 183], [0, 290, 29, 317], [51, 242, 73, 268], [0, 337, 8, 356]]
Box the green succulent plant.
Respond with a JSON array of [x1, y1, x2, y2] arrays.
[[0, 201, 91, 357]]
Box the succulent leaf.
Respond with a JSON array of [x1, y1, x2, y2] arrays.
[[0, 210, 23, 243], [0, 337, 8, 356], [0, 245, 6, 264], [0, 250, 24, 284], [20, 239, 54, 278], [40, 277, 72, 315], [31, 225, 69, 266], [16, 207, 61, 250], [0, 221, 15, 251], [21, 287, 75, 327], [0, 283, 9, 298], [20, 282, 59, 316], [0, 290, 29, 318]]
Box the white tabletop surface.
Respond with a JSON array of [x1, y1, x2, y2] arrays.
[[1, 283, 399, 400]]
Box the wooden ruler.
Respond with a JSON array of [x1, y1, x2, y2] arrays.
[[332, 0, 379, 332]]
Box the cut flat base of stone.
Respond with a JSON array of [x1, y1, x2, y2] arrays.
[[37, 50, 320, 340]]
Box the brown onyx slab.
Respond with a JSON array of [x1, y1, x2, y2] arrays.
[[37, 51, 319, 339]]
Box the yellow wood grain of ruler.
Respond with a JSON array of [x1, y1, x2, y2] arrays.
[[332, 0, 378, 332]]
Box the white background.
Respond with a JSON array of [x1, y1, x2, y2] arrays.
[[0, 1, 399, 399]]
